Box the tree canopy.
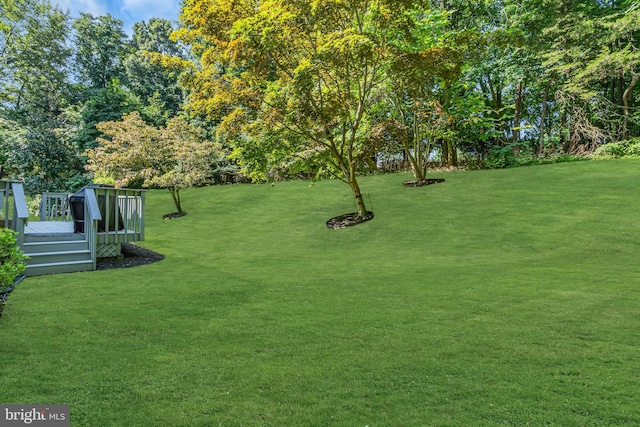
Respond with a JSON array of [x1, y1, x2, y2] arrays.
[[178, 0, 457, 218], [0, 0, 637, 214], [86, 112, 227, 215]]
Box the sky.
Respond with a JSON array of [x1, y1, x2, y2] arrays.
[[50, 0, 182, 33]]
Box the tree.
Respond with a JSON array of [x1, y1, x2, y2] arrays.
[[124, 18, 188, 126], [0, 0, 84, 193], [0, 117, 25, 178], [72, 13, 130, 88], [1, 0, 71, 122], [534, 0, 637, 151], [178, 0, 433, 220], [11, 123, 85, 194], [74, 79, 141, 150], [378, 9, 467, 181], [569, 2, 640, 141], [86, 112, 227, 215], [71, 13, 136, 151]]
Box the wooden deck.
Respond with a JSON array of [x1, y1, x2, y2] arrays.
[[25, 221, 75, 235], [3, 181, 146, 275]]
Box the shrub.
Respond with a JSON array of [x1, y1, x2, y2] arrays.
[[0, 229, 27, 318], [594, 138, 640, 158], [27, 195, 42, 217], [485, 142, 536, 169]]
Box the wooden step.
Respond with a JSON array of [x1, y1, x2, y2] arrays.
[[22, 236, 94, 276], [24, 249, 92, 266], [23, 240, 89, 253], [24, 233, 85, 243], [25, 259, 94, 276]]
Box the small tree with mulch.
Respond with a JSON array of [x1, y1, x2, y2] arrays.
[[87, 112, 228, 218]]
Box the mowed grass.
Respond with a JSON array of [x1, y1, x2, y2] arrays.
[[1, 159, 640, 426]]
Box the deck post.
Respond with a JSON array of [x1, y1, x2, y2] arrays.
[[84, 188, 102, 271], [92, 186, 145, 257], [10, 182, 29, 248]]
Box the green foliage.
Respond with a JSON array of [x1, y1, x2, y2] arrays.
[[551, 154, 590, 164], [4, 0, 639, 190], [12, 125, 85, 195], [0, 117, 26, 178], [124, 18, 187, 126], [380, 9, 470, 180], [87, 112, 229, 214], [0, 0, 84, 191], [2, 117, 86, 195], [72, 13, 130, 88], [485, 141, 591, 169], [485, 142, 535, 169], [75, 79, 142, 150], [0, 228, 27, 316], [0, 0, 71, 123], [179, 0, 473, 216], [594, 139, 640, 158]]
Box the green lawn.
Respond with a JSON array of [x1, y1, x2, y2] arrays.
[[1, 159, 639, 426]]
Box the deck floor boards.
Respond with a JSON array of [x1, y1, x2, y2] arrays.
[[25, 221, 74, 235]]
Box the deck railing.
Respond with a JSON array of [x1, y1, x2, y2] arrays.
[[1, 181, 145, 266], [84, 188, 102, 270], [0, 181, 29, 247], [90, 186, 145, 251], [40, 192, 72, 221]]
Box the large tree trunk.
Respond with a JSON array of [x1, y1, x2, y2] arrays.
[[396, 103, 426, 182], [538, 79, 552, 155], [348, 171, 368, 218], [450, 141, 457, 167], [622, 72, 638, 141], [441, 139, 449, 167], [513, 79, 525, 143], [331, 135, 369, 218]]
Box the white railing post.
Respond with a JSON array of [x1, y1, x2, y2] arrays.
[[10, 182, 29, 248], [84, 188, 102, 270], [139, 190, 145, 241]]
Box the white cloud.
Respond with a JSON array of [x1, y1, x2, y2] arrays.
[[121, 0, 180, 19], [49, 0, 180, 33], [51, 0, 108, 17]]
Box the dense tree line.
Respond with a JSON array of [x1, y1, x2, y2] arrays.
[[0, 0, 193, 194], [177, 0, 639, 216], [1, 0, 638, 208]]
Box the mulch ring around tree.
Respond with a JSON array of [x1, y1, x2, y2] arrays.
[[96, 242, 165, 270], [403, 178, 445, 187], [326, 211, 375, 229], [163, 212, 188, 219]]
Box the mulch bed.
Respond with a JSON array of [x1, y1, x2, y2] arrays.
[[162, 212, 187, 220], [402, 178, 445, 187], [326, 212, 375, 229], [96, 242, 164, 270]]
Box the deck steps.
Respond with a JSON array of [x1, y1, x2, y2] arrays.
[[23, 233, 93, 276], [24, 260, 95, 277]]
